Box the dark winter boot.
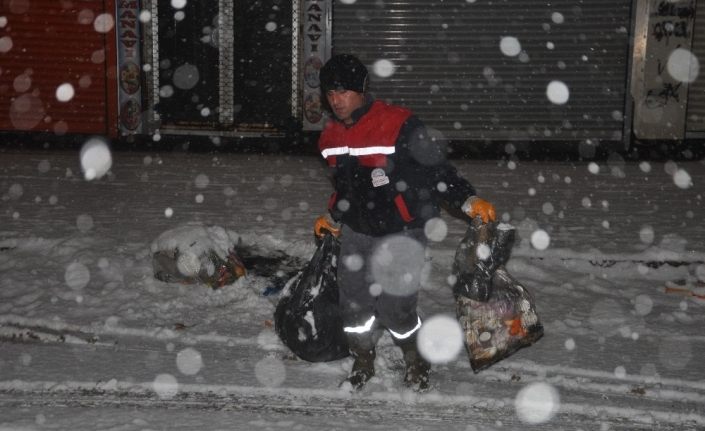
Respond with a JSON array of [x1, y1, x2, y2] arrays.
[[343, 345, 376, 390], [398, 338, 431, 391], [342, 332, 377, 390]]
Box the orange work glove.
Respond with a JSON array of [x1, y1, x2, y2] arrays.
[[314, 215, 340, 238], [462, 196, 497, 224]]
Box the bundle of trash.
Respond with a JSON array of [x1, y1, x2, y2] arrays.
[[274, 233, 349, 362], [452, 219, 543, 372], [151, 225, 246, 289]]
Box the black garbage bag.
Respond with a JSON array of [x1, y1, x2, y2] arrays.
[[274, 234, 349, 362], [452, 219, 515, 301], [452, 219, 543, 372]]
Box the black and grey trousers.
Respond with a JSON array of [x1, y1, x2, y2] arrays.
[[337, 224, 428, 349]]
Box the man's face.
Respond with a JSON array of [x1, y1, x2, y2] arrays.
[[325, 89, 365, 125]]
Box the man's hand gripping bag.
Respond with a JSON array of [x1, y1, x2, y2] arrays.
[[452, 219, 543, 372], [274, 233, 349, 362]]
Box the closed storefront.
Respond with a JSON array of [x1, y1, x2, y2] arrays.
[[8, 1, 705, 146], [331, 0, 634, 143], [0, 0, 117, 136], [142, 0, 296, 136]]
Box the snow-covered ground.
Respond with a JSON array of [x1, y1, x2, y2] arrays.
[[1, 147, 704, 430]]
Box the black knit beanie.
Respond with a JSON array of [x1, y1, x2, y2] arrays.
[[319, 54, 368, 93]]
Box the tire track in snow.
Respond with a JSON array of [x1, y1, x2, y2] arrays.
[[476, 364, 705, 409], [3, 316, 704, 405], [3, 315, 704, 428], [0, 380, 702, 429], [487, 360, 705, 393], [0, 315, 277, 349]]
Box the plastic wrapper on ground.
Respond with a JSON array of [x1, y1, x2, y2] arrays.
[[274, 234, 349, 362], [153, 248, 245, 289], [452, 220, 543, 372], [151, 225, 246, 289]]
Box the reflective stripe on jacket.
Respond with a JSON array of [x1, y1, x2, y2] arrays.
[[318, 99, 475, 236]]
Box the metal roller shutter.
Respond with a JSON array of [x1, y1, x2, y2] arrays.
[[0, 0, 111, 135], [687, 3, 705, 133], [332, 0, 633, 142]]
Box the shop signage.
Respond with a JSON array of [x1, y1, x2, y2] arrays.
[[117, 0, 143, 134], [302, 0, 331, 130]]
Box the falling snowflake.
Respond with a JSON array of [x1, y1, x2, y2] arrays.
[[515, 382, 560, 424], [418, 315, 464, 364], [56, 83, 75, 102], [546, 80, 569, 104]]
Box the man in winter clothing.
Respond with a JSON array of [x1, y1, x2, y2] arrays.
[[313, 54, 496, 391]]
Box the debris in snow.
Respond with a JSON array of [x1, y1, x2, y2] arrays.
[[97, 378, 118, 391], [664, 281, 705, 300], [151, 224, 246, 289], [151, 223, 305, 290]]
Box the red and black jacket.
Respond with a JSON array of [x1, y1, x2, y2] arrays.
[[318, 98, 476, 236]]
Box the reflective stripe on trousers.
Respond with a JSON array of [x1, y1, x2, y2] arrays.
[[343, 315, 376, 334], [388, 316, 422, 340], [344, 315, 422, 341]]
